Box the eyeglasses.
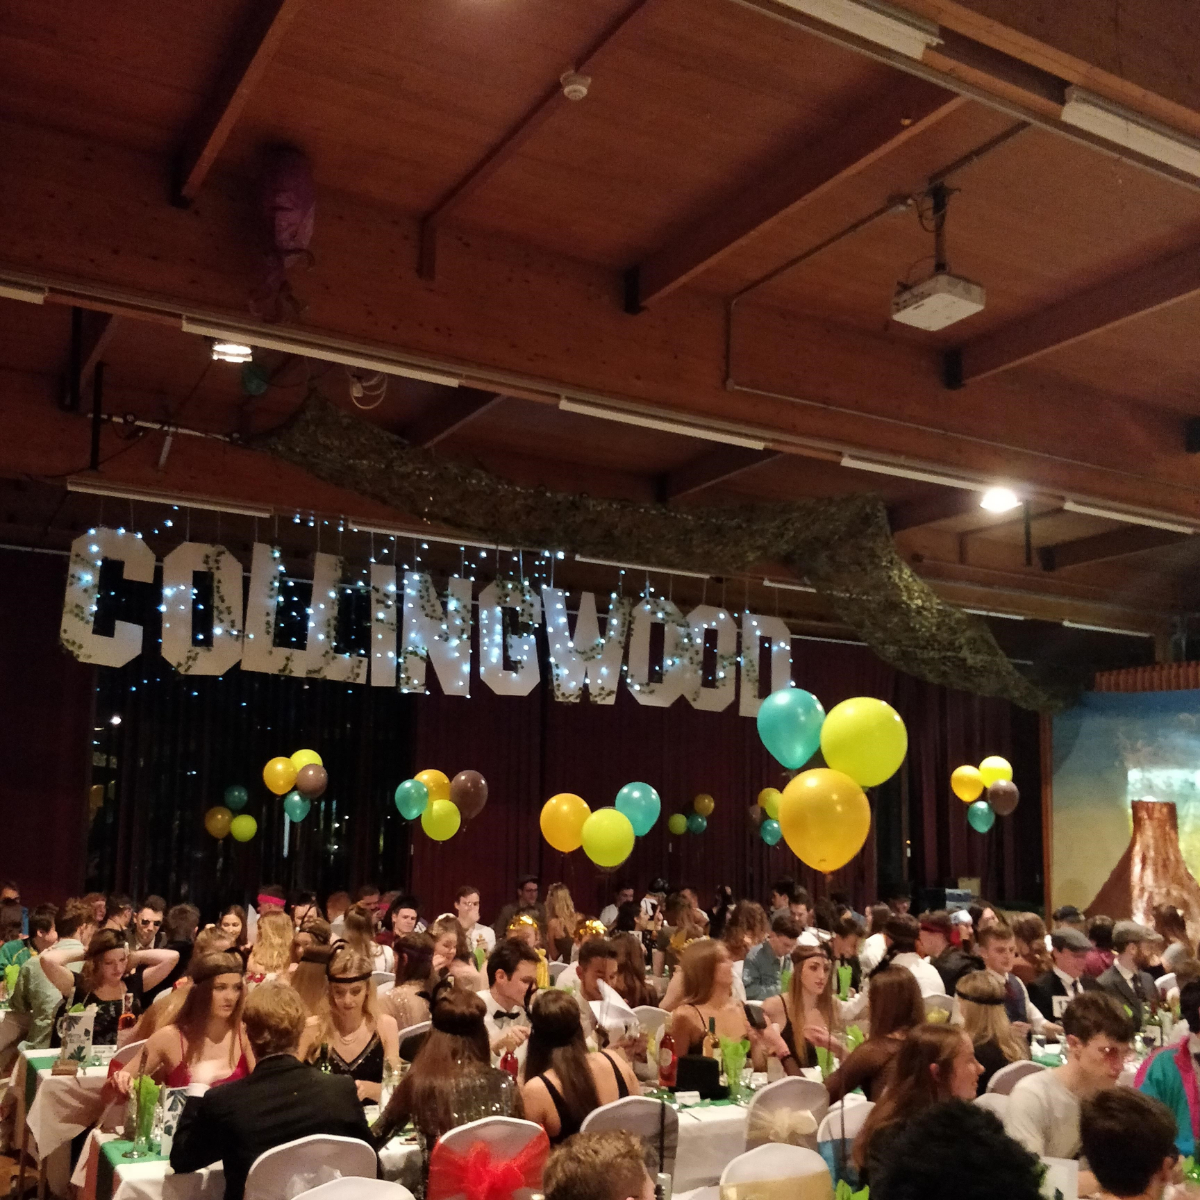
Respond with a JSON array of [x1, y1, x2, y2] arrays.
[[1089, 1043, 1127, 1061], [138, 917, 162, 927]]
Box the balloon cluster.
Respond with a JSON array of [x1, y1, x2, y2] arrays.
[[204, 780, 263, 842], [541, 780, 662, 867], [394, 769, 489, 842], [264, 749, 327, 825], [756, 691, 908, 872], [667, 792, 714, 837], [951, 756, 1018, 833]]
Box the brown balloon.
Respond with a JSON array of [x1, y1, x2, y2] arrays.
[[748, 805, 766, 831], [295, 763, 327, 799], [987, 779, 1019, 816], [450, 770, 488, 820]]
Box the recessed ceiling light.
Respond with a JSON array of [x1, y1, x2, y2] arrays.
[[979, 487, 1021, 513], [211, 340, 253, 363]]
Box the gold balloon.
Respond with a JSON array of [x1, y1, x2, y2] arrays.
[[757, 787, 782, 820], [204, 806, 233, 839], [263, 756, 297, 796], [951, 765, 985, 803], [540, 792, 591, 853], [693, 792, 715, 817], [978, 756, 1013, 787], [415, 768, 451, 803], [778, 768, 871, 873], [290, 748, 323, 772]]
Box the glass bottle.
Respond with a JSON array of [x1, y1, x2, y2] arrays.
[[657, 1029, 677, 1089], [704, 1017, 720, 1058], [317, 1043, 333, 1074]]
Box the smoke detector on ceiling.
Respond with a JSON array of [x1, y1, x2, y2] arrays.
[[891, 272, 985, 331], [560, 71, 591, 101]]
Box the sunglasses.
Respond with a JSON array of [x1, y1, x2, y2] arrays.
[[138, 917, 162, 927]]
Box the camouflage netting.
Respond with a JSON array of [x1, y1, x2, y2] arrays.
[[257, 394, 1062, 711]]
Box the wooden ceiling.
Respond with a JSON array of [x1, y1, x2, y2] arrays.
[[1, 0, 1199, 667]]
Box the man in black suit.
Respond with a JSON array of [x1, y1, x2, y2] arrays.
[[1095, 920, 1159, 1030], [1029, 926, 1097, 1021], [171, 982, 374, 1200], [917, 910, 979, 996]]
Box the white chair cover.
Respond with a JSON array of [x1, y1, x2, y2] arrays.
[[111, 1038, 148, 1070], [987, 1060, 1045, 1095], [295, 1181, 414, 1200], [580, 1095, 679, 1176], [974, 1091, 1010, 1118], [377, 980, 395, 996], [923, 994, 954, 1021], [719, 1144, 832, 1200], [1157, 972, 1177, 998], [397, 1020, 431, 1060], [371, 972, 393, 989], [433, 1117, 547, 1200], [745, 1077, 829, 1151], [633, 1005, 668, 1035], [244, 1134, 378, 1200], [815, 1099, 872, 1188], [548, 961, 567, 983]]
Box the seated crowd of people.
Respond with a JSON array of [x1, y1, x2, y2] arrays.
[[1, 875, 1195, 1200]]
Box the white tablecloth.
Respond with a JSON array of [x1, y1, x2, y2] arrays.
[[673, 1104, 749, 1191]]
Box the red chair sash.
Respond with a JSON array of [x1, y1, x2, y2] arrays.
[[427, 1133, 549, 1200]]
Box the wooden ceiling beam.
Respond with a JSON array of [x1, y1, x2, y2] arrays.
[[1038, 525, 1193, 571], [418, 0, 651, 280], [403, 389, 504, 448], [60, 309, 120, 411], [172, 0, 307, 206], [628, 76, 963, 309], [661, 447, 781, 500], [952, 240, 1200, 384], [888, 487, 981, 532]]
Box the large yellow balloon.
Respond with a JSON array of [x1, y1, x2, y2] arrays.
[[421, 799, 461, 841], [779, 768, 871, 873], [290, 749, 323, 772], [951, 765, 985, 803], [819, 697, 908, 788], [581, 808, 636, 868], [229, 814, 257, 842], [540, 793, 591, 853], [978, 756, 1013, 787], [263, 757, 297, 796], [758, 788, 782, 820], [415, 769, 451, 803], [204, 806, 233, 839]]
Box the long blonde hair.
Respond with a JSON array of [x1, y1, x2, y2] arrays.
[[678, 938, 730, 1006], [545, 883, 577, 931], [307, 946, 378, 1058], [955, 970, 1029, 1064], [248, 910, 294, 975]]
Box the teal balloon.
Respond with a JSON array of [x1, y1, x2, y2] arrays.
[[760, 818, 782, 846], [756, 688, 826, 769], [394, 778, 429, 820], [615, 781, 661, 837], [223, 785, 248, 812], [687, 812, 707, 835], [967, 800, 996, 833], [283, 791, 310, 822]]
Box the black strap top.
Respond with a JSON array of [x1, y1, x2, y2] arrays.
[[329, 1029, 385, 1103], [540, 1052, 629, 1145]]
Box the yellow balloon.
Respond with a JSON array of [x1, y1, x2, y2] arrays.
[[229, 814, 257, 842], [540, 793, 591, 853], [290, 749, 323, 772], [951, 764, 985, 803], [415, 769, 451, 803], [758, 788, 782, 820], [263, 756, 297, 796], [581, 808, 636, 868], [693, 793, 715, 817], [204, 806, 232, 839], [820, 697, 908, 788], [778, 768, 871, 873], [421, 798, 461, 841], [978, 756, 1013, 787]]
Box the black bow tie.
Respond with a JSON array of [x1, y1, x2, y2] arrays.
[[493, 1010, 522, 1024]]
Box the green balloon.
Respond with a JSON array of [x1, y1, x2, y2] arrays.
[[756, 687, 826, 769], [223, 785, 248, 812], [283, 791, 310, 822], [687, 812, 707, 835], [394, 778, 429, 820], [967, 800, 996, 833], [667, 813, 688, 836]]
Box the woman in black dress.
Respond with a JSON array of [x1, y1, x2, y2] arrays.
[[955, 970, 1030, 1093]]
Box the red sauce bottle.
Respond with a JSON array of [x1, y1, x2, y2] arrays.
[[658, 1029, 678, 1089], [499, 1048, 520, 1080]]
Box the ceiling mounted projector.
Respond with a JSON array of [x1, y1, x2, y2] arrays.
[[891, 272, 985, 331]]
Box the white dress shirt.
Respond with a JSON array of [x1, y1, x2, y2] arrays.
[[478, 987, 530, 1069], [859, 933, 886, 975], [890, 951, 947, 998]]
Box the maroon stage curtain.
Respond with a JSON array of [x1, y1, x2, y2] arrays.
[[0, 549, 94, 905], [411, 638, 1043, 922]]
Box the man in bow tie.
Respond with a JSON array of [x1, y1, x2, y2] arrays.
[[478, 938, 540, 1066]]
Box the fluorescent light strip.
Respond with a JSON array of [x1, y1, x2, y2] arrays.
[[0, 280, 47, 304], [963, 607, 1026, 621], [840, 453, 982, 491], [763, 578, 817, 593], [66, 478, 272, 519], [775, 0, 939, 59], [1062, 87, 1200, 180], [181, 318, 462, 388], [558, 397, 767, 450], [1062, 499, 1196, 535], [1063, 619, 1155, 638], [575, 554, 710, 580], [348, 521, 513, 553]]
